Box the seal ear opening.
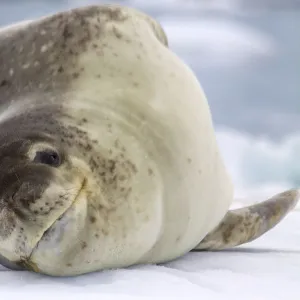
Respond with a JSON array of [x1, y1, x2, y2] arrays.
[[193, 189, 299, 251]]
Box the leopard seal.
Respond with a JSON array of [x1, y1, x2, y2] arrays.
[[0, 5, 298, 276]]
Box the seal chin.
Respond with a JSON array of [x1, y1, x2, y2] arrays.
[[16, 177, 88, 273]]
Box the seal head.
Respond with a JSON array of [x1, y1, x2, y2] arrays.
[[0, 128, 86, 269], [0, 4, 167, 276]]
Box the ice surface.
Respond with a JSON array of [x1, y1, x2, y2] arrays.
[[1, 211, 299, 300]]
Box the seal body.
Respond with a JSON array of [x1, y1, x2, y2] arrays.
[[1, 4, 298, 277], [0, 5, 233, 276]]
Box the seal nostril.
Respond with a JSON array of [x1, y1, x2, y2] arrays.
[[33, 150, 61, 167]]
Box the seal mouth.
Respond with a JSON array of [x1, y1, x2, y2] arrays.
[[16, 177, 87, 272], [36, 176, 87, 240]]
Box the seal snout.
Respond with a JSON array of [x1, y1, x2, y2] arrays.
[[0, 134, 90, 271]]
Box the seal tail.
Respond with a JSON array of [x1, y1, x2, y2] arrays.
[[193, 189, 299, 251]]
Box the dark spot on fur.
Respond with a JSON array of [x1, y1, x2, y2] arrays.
[[90, 216, 96, 223], [72, 72, 80, 79], [112, 26, 123, 39], [57, 66, 64, 73], [81, 241, 87, 249], [108, 160, 116, 173], [62, 25, 73, 39], [0, 79, 9, 87]]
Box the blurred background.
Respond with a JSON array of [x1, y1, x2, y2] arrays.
[[0, 0, 299, 203]]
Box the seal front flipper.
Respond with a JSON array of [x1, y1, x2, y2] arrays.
[[193, 189, 299, 250]]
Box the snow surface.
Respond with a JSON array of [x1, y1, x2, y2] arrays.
[[1, 211, 299, 300]]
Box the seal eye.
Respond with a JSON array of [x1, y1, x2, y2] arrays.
[[33, 150, 61, 167]]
